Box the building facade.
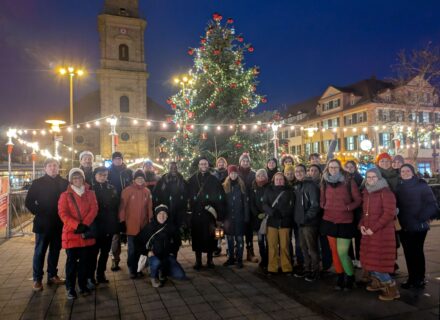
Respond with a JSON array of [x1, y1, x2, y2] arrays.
[[281, 77, 440, 174]]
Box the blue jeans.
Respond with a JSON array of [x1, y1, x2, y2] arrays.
[[226, 235, 244, 262], [33, 233, 62, 281], [149, 255, 186, 279], [370, 271, 392, 283], [127, 235, 140, 275], [257, 232, 268, 267]]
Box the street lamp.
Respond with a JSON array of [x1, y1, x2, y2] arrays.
[[46, 120, 66, 160], [107, 115, 118, 155], [271, 122, 280, 159], [58, 66, 85, 167]]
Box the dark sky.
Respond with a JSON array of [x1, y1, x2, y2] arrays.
[[1, 0, 439, 127]]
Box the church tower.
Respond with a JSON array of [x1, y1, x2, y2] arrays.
[[97, 0, 149, 158]]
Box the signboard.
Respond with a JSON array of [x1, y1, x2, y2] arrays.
[[0, 177, 9, 227]]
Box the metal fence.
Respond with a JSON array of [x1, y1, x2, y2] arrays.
[[4, 190, 33, 238]]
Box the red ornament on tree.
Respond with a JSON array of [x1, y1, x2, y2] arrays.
[[230, 83, 237, 89], [166, 99, 172, 105], [200, 38, 207, 44], [171, 103, 177, 110], [261, 97, 267, 103], [187, 48, 194, 55], [236, 36, 244, 42], [185, 124, 192, 131], [235, 143, 243, 149], [209, 102, 216, 109], [188, 112, 194, 119], [200, 46, 205, 51], [253, 67, 260, 75], [248, 46, 254, 53], [212, 13, 223, 21], [227, 18, 234, 24], [166, 117, 173, 123], [185, 98, 190, 105], [241, 98, 249, 105], [235, 60, 241, 66], [213, 49, 220, 55]]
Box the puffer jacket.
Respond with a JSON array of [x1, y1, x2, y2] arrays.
[[293, 179, 320, 226], [396, 177, 439, 232], [360, 187, 396, 273], [320, 176, 362, 224], [137, 220, 180, 258], [250, 180, 269, 231], [263, 185, 294, 229], [58, 185, 98, 249]]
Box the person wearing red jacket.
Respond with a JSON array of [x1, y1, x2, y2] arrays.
[[58, 168, 98, 299], [360, 168, 399, 301], [119, 169, 153, 278], [320, 159, 362, 290]]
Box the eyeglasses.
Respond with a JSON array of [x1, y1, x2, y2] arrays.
[[366, 176, 378, 179], [328, 166, 339, 169]]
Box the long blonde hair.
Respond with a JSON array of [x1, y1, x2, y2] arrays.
[[223, 176, 246, 194]]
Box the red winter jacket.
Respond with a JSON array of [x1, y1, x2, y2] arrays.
[[359, 187, 396, 273], [58, 185, 98, 249], [320, 178, 362, 224]]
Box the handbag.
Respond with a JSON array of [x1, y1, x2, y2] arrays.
[[69, 193, 97, 239]]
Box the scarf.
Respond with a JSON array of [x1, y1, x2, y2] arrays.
[[323, 172, 345, 184], [71, 185, 85, 196], [238, 166, 251, 178], [365, 178, 389, 193]]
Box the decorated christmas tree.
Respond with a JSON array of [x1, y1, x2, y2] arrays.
[[166, 13, 268, 175]]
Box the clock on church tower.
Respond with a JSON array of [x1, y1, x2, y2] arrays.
[[97, 0, 149, 159]]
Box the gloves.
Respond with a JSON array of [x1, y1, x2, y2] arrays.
[[74, 223, 89, 234], [257, 213, 266, 220], [119, 221, 127, 233]]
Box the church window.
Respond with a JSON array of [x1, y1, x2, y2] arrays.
[[120, 96, 129, 113], [119, 44, 129, 61]]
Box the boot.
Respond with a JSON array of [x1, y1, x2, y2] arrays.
[[193, 252, 202, 270], [111, 260, 120, 272], [366, 277, 386, 292], [344, 275, 356, 291], [334, 273, 345, 291], [379, 281, 400, 301], [246, 248, 258, 263]]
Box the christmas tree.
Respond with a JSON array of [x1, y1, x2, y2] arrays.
[[166, 13, 268, 175]]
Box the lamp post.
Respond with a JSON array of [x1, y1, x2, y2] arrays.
[[58, 66, 84, 167], [107, 115, 118, 155], [271, 122, 280, 159], [45, 120, 66, 160]]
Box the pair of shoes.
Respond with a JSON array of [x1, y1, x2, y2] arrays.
[[151, 278, 161, 288], [207, 261, 215, 269], [130, 273, 137, 279], [97, 275, 109, 284], [67, 289, 77, 300], [193, 263, 202, 271], [111, 261, 121, 272], [79, 288, 91, 296], [223, 259, 235, 267], [401, 279, 426, 289], [236, 261, 243, 269], [86, 279, 96, 290], [158, 270, 166, 282], [379, 281, 400, 301], [366, 277, 386, 292], [33, 280, 43, 291], [47, 276, 65, 285], [344, 275, 356, 291], [305, 271, 319, 282], [137, 271, 145, 278], [334, 274, 345, 291], [246, 248, 259, 263], [294, 269, 306, 278]]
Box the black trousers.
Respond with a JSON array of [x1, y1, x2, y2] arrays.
[[90, 234, 113, 278], [66, 246, 92, 291], [400, 230, 428, 283]]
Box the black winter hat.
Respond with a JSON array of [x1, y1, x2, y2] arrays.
[[154, 204, 169, 216], [133, 169, 146, 180], [112, 151, 123, 160]]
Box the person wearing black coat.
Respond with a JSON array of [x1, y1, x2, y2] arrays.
[[188, 157, 226, 269], [266, 158, 279, 182], [292, 164, 321, 281], [263, 172, 295, 274], [213, 157, 228, 256], [250, 169, 270, 270], [90, 166, 120, 284], [107, 151, 133, 272], [396, 164, 439, 289], [222, 166, 249, 268], [137, 205, 186, 288], [25, 158, 69, 291]]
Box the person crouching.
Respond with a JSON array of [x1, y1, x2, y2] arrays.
[[137, 205, 187, 288]]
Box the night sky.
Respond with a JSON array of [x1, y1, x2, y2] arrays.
[[1, 0, 439, 127]]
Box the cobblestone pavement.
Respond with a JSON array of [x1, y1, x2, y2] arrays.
[[0, 235, 327, 320]]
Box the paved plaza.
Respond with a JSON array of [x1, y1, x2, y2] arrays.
[[0, 224, 439, 320]]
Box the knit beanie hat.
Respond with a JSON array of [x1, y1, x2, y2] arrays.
[[255, 168, 268, 179], [366, 167, 383, 179], [112, 151, 123, 160], [68, 168, 85, 182], [239, 153, 251, 164], [133, 169, 146, 180], [79, 150, 94, 161], [375, 152, 392, 164], [401, 163, 416, 176], [393, 155, 405, 163], [227, 165, 239, 175], [284, 164, 294, 174], [154, 204, 169, 216]]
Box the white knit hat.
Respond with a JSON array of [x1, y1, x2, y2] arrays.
[[239, 153, 251, 164], [68, 168, 85, 182], [79, 150, 94, 161]]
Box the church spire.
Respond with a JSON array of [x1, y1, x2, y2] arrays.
[[103, 0, 139, 18]]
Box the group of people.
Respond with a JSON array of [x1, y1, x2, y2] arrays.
[[25, 149, 438, 302]]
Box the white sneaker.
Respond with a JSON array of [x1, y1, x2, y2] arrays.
[[150, 278, 161, 288]]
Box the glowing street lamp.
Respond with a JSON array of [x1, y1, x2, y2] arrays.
[[46, 120, 66, 160], [107, 115, 118, 154], [58, 66, 85, 166]]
